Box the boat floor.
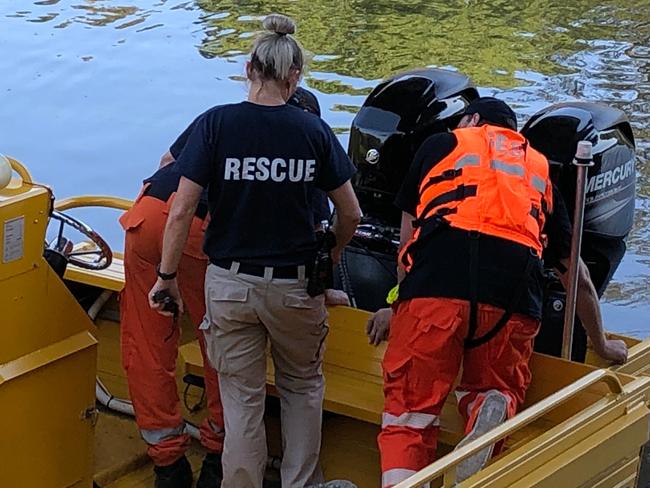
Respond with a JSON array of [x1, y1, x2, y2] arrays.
[[78, 261, 650, 487], [95, 410, 207, 488], [91, 304, 543, 488], [93, 401, 390, 488], [93, 311, 388, 487]]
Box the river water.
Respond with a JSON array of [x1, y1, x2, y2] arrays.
[[1, 0, 648, 336]]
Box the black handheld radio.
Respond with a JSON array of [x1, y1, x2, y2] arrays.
[[307, 221, 337, 297], [152, 289, 180, 320]]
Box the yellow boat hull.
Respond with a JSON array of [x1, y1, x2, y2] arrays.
[[3, 160, 650, 488]]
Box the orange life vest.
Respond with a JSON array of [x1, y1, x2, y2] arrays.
[[399, 125, 553, 271]]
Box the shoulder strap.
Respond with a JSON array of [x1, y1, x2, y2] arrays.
[[465, 249, 537, 349]]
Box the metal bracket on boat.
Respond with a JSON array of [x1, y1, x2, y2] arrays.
[[81, 405, 99, 426]]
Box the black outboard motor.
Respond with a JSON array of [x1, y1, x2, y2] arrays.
[[341, 68, 479, 311], [521, 102, 636, 361]]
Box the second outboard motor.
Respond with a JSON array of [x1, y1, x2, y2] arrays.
[[341, 68, 479, 311], [521, 102, 636, 361]]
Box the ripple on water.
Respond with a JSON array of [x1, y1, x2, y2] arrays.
[[0, 0, 649, 334]]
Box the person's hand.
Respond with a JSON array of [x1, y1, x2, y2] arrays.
[[594, 337, 628, 364], [325, 289, 350, 306], [148, 277, 184, 317], [366, 307, 392, 346]]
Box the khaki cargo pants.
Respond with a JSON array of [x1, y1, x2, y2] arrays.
[[201, 263, 328, 488]]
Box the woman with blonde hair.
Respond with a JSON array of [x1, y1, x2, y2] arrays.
[[149, 13, 361, 488]]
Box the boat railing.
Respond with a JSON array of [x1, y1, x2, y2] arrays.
[[395, 369, 624, 488], [54, 195, 134, 212]]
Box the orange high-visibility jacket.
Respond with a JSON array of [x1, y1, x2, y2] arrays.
[[400, 125, 553, 271]]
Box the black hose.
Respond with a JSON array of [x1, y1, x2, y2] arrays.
[[338, 249, 357, 308]]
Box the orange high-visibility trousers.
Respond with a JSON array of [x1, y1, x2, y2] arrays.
[[119, 193, 224, 467], [378, 297, 539, 487]]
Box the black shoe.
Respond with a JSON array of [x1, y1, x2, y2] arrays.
[[154, 456, 193, 488], [196, 452, 223, 488], [262, 479, 282, 488]]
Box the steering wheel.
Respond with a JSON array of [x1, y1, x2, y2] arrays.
[[47, 210, 113, 270]]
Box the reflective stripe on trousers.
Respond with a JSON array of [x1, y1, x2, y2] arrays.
[[141, 424, 187, 445], [378, 297, 539, 487], [382, 412, 440, 429], [382, 468, 431, 488]]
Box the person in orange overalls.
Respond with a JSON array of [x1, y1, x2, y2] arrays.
[[119, 158, 224, 488], [366, 97, 628, 487]]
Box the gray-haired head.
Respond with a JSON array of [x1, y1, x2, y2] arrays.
[[249, 14, 304, 82]]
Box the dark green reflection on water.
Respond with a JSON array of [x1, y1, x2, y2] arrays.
[[196, 0, 648, 89]]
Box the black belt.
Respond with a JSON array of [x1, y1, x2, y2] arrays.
[[143, 184, 208, 220], [211, 259, 308, 279]]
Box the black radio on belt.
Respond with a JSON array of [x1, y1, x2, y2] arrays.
[[307, 221, 337, 297]]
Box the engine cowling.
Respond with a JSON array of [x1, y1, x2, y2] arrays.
[[522, 102, 636, 360], [343, 68, 478, 311]]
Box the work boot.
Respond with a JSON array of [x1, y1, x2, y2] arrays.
[[154, 455, 192, 488], [455, 391, 508, 483], [196, 452, 223, 488]]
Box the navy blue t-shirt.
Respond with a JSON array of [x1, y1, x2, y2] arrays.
[[172, 101, 354, 266]]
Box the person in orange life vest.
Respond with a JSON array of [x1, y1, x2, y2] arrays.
[[121, 85, 348, 488], [366, 97, 628, 487]]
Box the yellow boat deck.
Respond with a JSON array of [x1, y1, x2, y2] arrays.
[[87, 276, 650, 488], [63, 238, 650, 488], [3, 179, 650, 488]]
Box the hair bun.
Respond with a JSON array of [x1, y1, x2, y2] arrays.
[[262, 13, 296, 35]]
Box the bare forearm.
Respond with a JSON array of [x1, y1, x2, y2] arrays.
[[159, 177, 202, 273], [556, 257, 627, 363], [332, 211, 360, 250], [576, 278, 607, 350], [328, 181, 362, 255], [559, 259, 606, 350], [160, 210, 194, 273], [397, 211, 415, 283]]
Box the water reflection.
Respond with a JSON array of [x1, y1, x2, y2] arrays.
[[195, 0, 647, 88], [0, 0, 649, 335]]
